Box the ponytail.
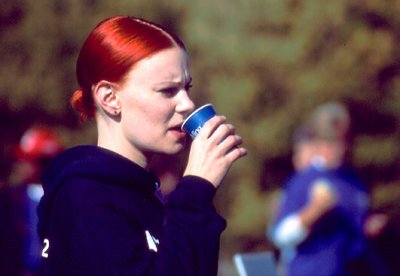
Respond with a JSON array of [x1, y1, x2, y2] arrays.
[[70, 88, 95, 121]]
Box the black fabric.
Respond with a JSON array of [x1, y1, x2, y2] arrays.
[[37, 145, 226, 275]]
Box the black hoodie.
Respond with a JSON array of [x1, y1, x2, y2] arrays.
[[37, 145, 226, 276]]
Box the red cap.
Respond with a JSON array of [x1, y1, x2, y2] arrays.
[[14, 126, 63, 160]]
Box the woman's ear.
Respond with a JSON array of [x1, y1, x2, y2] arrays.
[[93, 81, 121, 116]]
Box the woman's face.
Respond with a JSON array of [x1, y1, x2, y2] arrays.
[[116, 47, 195, 159]]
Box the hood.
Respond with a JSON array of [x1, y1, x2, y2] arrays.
[[37, 145, 160, 239]]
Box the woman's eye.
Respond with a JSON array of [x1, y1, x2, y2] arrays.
[[159, 83, 192, 96], [160, 87, 179, 95]]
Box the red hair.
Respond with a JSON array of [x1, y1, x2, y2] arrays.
[[71, 16, 186, 121]]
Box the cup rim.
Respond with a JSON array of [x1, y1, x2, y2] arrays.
[[181, 103, 214, 131]]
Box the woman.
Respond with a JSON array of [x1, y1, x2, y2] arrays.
[[37, 16, 246, 275]]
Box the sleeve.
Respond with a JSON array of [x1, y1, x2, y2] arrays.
[[268, 176, 310, 249], [157, 175, 227, 276], [271, 213, 309, 248], [274, 179, 308, 223], [270, 178, 336, 249]]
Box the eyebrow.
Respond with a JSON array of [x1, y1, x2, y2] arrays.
[[156, 77, 192, 86]]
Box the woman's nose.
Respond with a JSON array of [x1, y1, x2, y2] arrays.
[[176, 91, 195, 115]]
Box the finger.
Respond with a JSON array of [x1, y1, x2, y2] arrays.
[[221, 134, 240, 149], [209, 124, 236, 145], [218, 134, 244, 154], [226, 145, 248, 162], [197, 115, 226, 139]]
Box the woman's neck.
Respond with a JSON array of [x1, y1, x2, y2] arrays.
[[96, 117, 151, 169]]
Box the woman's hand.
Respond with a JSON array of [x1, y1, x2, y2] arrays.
[[183, 115, 247, 188]]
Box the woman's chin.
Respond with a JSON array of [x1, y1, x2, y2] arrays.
[[170, 143, 186, 155]]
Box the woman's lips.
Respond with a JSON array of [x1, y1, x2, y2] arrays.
[[169, 126, 187, 138]]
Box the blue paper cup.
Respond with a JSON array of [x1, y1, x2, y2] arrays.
[[181, 104, 217, 139]]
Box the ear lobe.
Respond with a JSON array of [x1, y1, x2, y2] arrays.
[[93, 81, 121, 116]]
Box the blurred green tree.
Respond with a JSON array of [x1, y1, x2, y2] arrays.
[[176, 0, 400, 257], [1, 0, 399, 271]]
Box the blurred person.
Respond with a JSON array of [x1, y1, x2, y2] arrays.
[[37, 16, 247, 275], [268, 102, 372, 276], [266, 124, 318, 275], [0, 126, 63, 275]]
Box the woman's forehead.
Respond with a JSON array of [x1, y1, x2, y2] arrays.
[[125, 47, 190, 84]]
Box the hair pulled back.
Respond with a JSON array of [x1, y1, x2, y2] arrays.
[[70, 16, 186, 121]]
